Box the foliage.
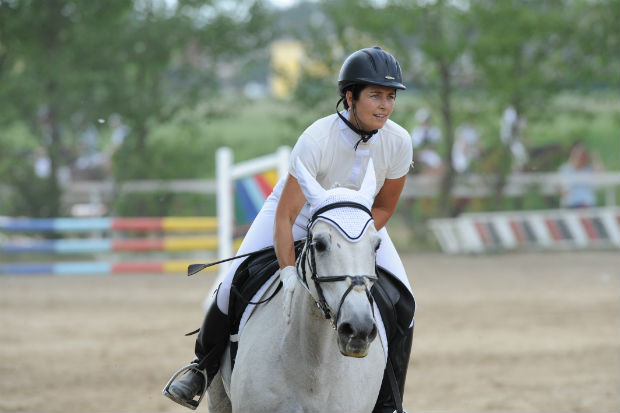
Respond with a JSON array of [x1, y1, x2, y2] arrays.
[[0, 122, 59, 216], [0, 0, 617, 222], [0, 0, 273, 217]]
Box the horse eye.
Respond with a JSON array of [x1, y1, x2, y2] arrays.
[[314, 240, 327, 252]]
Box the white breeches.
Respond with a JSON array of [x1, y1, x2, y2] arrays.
[[216, 194, 414, 315]]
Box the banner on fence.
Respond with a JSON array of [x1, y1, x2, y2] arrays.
[[429, 207, 620, 253]]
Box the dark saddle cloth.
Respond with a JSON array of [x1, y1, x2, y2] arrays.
[[227, 242, 415, 368]]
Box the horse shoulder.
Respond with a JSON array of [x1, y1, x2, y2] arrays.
[[229, 288, 291, 411]]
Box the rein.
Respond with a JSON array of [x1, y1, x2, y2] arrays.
[[185, 201, 378, 330], [296, 201, 377, 329]]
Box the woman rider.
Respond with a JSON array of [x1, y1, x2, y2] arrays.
[[166, 46, 415, 413]]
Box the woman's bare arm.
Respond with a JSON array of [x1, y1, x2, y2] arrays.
[[371, 175, 406, 231], [274, 174, 307, 269]]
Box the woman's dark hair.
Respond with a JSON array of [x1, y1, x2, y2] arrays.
[[340, 83, 398, 110], [341, 84, 366, 110]]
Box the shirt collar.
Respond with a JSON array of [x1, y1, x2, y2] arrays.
[[338, 110, 378, 148]]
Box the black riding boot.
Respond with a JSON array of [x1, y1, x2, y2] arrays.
[[194, 299, 230, 383], [167, 297, 230, 408], [373, 325, 414, 413]]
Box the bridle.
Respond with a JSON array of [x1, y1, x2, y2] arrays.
[[295, 201, 378, 330]]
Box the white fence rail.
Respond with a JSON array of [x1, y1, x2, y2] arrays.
[[215, 146, 290, 278], [400, 172, 619, 205], [207, 146, 290, 307], [55, 171, 619, 208]]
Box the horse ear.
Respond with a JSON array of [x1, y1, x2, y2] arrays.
[[360, 158, 377, 200], [296, 158, 326, 206]]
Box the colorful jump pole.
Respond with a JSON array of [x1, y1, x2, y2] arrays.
[[208, 146, 290, 307]]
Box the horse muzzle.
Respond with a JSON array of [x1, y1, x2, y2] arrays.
[[336, 317, 378, 358]]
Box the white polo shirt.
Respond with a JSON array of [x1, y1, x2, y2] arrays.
[[273, 111, 413, 199]]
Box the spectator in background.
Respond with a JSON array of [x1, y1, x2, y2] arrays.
[[452, 124, 481, 174], [103, 113, 130, 172], [558, 141, 604, 208], [410, 108, 443, 174], [108, 114, 129, 153], [33, 147, 51, 179], [449, 124, 482, 216], [500, 106, 528, 170], [74, 123, 104, 173]]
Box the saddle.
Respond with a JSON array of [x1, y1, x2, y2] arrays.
[[227, 242, 415, 369]]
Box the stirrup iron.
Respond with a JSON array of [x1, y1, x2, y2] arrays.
[[162, 362, 207, 410]]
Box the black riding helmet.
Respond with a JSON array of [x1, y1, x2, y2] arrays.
[[338, 46, 406, 98], [336, 46, 406, 148]]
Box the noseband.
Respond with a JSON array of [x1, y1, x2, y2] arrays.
[[295, 201, 377, 329]]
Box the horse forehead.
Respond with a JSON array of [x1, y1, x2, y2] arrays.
[[312, 221, 377, 252]]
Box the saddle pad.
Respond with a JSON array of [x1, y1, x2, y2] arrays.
[[228, 243, 304, 342], [234, 271, 279, 342]]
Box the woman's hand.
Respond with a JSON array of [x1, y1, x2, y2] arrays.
[[280, 265, 298, 323]]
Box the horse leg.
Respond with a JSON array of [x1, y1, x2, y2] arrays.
[[207, 370, 232, 413]]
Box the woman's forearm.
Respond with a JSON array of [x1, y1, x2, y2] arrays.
[[371, 206, 392, 231], [371, 175, 406, 231], [274, 215, 297, 269], [273, 174, 307, 269]]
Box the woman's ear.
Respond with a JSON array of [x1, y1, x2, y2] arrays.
[[345, 90, 353, 109]]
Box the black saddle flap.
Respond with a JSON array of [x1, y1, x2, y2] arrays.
[[227, 242, 304, 370], [228, 241, 305, 339], [372, 266, 416, 341]]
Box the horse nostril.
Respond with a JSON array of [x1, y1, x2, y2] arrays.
[[368, 324, 377, 341], [338, 322, 355, 337], [339, 321, 377, 341]]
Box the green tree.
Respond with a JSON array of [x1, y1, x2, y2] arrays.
[[0, 0, 273, 217], [108, 0, 273, 181], [299, 0, 473, 216], [560, 0, 620, 89], [0, 0, 133, 216], [388, 1, 473, 216], [469, 0, 589, 207]]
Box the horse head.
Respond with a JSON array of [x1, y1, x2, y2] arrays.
[[296, 158, 380, 357]]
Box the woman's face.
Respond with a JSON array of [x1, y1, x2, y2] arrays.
[[346, 85, 396, 131]]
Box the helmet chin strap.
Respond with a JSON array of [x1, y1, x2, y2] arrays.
[[336, 97, 378, 150]]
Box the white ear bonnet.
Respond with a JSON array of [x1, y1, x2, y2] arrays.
[[296, 158, 376, 241]]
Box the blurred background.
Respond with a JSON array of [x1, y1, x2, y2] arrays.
[[0, 0, 617, 223], [0, 0, 618, 269], [0, 2, 618, 412]]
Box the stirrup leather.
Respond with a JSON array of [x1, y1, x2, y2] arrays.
[[162, 362, 207, 410]]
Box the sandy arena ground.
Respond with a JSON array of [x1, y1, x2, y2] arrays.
[[1, 251, 618, 412]]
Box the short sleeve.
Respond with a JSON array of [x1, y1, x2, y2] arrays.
[[387, 134, 413, 179], [289, 132, 322, 179]]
